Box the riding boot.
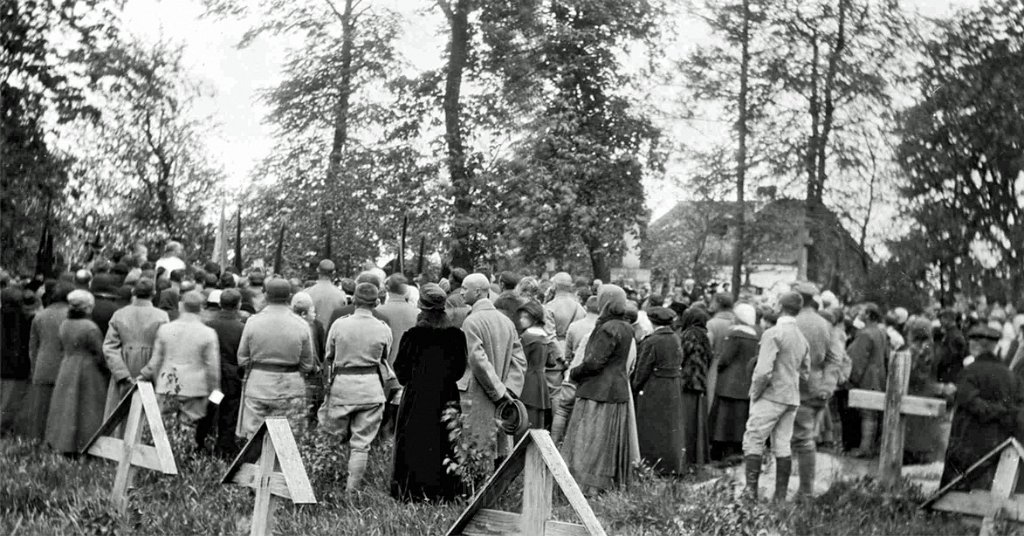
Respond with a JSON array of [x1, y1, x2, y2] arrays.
[[346, 450, 369, 492], [774, 456, 792, 502], [797, 450, 816, 498], [743, 455, 762, 501]]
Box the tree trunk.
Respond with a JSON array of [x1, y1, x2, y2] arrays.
[[816, 0, 848, 202], [324, 0, 355, 259], [441, 0, 473, 270], [805, 29, 821, 202], [731, 0, 751, 300], [234, 207, 243, 273], [273, 223, 287, 275]]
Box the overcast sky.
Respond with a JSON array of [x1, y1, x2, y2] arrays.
[[119, 0, 981, 220]]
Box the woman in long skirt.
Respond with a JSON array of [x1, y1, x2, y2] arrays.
[[677, 307, 711, 465], [390, 284, 467, 502], [46, 290, 110, 455], [26, 282, 74, 441], [561, 284, 637, 494], [709, 303, 759, 462], [632, 307, 686, 475]]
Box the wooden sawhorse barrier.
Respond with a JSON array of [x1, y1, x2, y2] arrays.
[[81, 381, 178, 514], [223, 418, 316, 536], [447, 429, 606, 536]]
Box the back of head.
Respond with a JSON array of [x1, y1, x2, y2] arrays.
[[499, 271, 521, 291], [355, 270, 383, 290], [862, 302, 882, 323], [133, 278, 156, 300], [248, 270, 265, 287], [906, 316, 933, 343], [317, 259, 335, 277], [203, 261, 221, 276], [181, 291, 204, 314], [50, 281, 75, 304], [353, 282, 379, 307], [596, 284, 627, 317], [517, 300, 546, 325], [220, 289, 242, 310], [291, 291, 313, 314], [165, 240, 183, 257], [516, 276, 539, 300], [169, 269, 184, 284], [551, 272, 573, 292], [386, 273, 408, 295], [450, 268, 468, 288], [219, 272, 236, 289], [734, 302, 757, 326], [264, 279, 291, 304], [714, 292, 734, 310], [778, 292, 803, 317], [340, 278, 356, 295], [75, 269, 92, 287], [584, 295, 599, 314], [462, 273, 490, 293]]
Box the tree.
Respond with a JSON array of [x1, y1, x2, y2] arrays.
[[898, 0, 1024, 300], [1, 0, 121, 273], [60, 38, 220, 259]]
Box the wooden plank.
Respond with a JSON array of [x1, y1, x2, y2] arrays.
[[879, 350, 910, 488], [933, 491, 1024, 521], [462, 509, 589, 536], [110, 390, 143, 514], [250, 433, 278, 536], [925, 438, 1018, 508], [229, 463, 292, 500], [522, 443, 552, 535], [223, 424, 267, 484], [446, 435, 530, 536], [137, 381, 177, 474], [88, 437, 166, 473], [81, 382, 138, 454], [264, 418, 316, 504], [529, 430, 607, 536], [848, 389, 945, 417]]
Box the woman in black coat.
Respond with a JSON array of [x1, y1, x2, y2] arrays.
[[709, 303, 760, 462], [389, 284, 468, 502], [676, 307, 712, 465], [632, 307, 686, 475]]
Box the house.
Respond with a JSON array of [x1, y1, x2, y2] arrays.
[[643, 197, 870, 299]]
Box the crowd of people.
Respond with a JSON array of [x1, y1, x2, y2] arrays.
[[2, 239, 1023, 504]]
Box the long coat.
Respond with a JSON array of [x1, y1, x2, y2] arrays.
[[102, 300, 169, 414], [26, 302, 69, 439], [45, 316, 110, 454], [390, 326, 467, 502], [848, 324, 889, 391], [941, 353, 1022, 487], [632, 327, 686, 475], [458, 299, 527, 461], [519, 329, 556, 427]]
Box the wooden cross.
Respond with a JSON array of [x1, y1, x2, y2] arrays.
[[447, 430, 607, 536], [81, 381, 178, 514], [924, 437, 1024, 536], [222, 418, 316, 536], [848, 349, 947, 487]]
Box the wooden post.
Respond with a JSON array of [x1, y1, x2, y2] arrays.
[[251, 433, 279, 536], [110, 391, 144, 514], [522, 444, 552, 535], [879, 349, 911, 488]]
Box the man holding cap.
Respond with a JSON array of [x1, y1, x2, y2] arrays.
[[940, 324, 1023, 487], [306, 259, 347, 332], [237, 279, 316, 439], [459, 273, 527, 465], [200, 289, 245, 458], [140, 291, 220, 428], [319, 282, 398, 491], [102, 279, 170, 417], [741, 291, 810, 502]]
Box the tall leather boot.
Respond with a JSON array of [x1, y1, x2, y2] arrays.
[[346, 450, 369, 492], [853, 415, 877, 458], [796, 450, 816, 498], [774, 457, 792, 502], [743, 455, 762, 501]]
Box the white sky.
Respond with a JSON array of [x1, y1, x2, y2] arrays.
[[119, 0, 980, 220]]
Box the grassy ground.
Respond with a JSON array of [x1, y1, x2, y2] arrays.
[[0, 425, 986, 536]]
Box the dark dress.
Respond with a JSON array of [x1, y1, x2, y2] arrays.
[[45, 314, 110, 454], [679, 322, 711, 465], [632, 327, 686, 475], [1, 288, 33, 435], [710, 327, 759, 457], [941, 352, 1022, 487], [520, 329, 554, 429], [200, 310, 246, 457], [390, 325, 468, 502]]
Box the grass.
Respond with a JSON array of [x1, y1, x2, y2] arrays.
[[0, 423, 987, 535]]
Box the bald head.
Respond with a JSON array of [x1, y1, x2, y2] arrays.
[[462, 273, 490, 305]]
